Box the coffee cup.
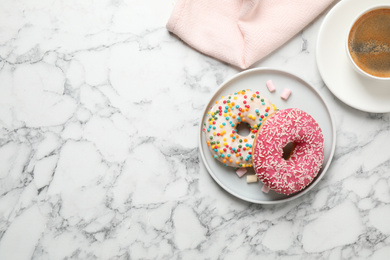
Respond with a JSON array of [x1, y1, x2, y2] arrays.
[[346, 6, 390, 81]]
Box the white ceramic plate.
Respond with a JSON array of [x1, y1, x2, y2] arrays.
[[199, 68, 336, 204], [316, 0, 390, 113]]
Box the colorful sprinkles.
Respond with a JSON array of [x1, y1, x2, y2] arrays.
[[203, 89, 277, 168]]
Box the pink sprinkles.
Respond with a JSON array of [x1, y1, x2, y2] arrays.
[[252, 108, 324, 195]]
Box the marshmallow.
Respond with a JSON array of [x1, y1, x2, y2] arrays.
[[246, 175, 258, 183], [261, 184, 270, 193], [235, 168, 247, 177], [280, 88, 292, 100], [266, 80, 276, 93]]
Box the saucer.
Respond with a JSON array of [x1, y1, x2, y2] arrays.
[[316, 0, 390, 113]]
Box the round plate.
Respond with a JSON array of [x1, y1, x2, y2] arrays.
[[199, 68, 336, 204], [316, 0, 390, 113]]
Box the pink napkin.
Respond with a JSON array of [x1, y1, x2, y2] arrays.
[[167, 0, 335, 69]]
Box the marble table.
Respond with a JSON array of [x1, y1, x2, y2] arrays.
[[1, 0, 390, 259]]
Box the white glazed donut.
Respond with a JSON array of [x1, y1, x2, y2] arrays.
[[203, 89, 277, 168]]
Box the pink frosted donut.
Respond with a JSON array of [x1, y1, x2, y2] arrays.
[[252, 108, 324, 195]]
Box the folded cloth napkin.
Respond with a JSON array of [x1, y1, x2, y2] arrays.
[[167, 0, 335, 69]]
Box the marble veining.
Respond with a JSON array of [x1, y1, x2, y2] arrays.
[[1, 0, 390, 259]]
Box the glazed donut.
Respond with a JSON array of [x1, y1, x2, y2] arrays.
[[203, 89, 277, 168], [252, 108, 324, 195]]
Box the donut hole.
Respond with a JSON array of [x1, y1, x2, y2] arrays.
[[236, 122, 251, 136], [282, 142, 296, 160]]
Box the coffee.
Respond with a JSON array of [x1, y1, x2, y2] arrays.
[[348, 8, 390, 78]]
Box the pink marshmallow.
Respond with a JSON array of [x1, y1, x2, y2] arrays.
[[266, 80, 276, 93], [235, 168, 247, 177], [261, 184, 270, 193], [280, 88, 292, 100]]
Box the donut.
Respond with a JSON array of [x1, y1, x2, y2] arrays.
[[203, 89, 277, 168], [252, 108, 324, 195]]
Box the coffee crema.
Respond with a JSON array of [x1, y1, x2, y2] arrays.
[[348, 8, 390, 78]]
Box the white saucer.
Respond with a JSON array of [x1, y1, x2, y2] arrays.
[[316, 0, 390, 113], [199, 68, 336, 204]]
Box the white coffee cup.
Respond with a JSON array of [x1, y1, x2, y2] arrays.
[[345, 5, 390, 81]]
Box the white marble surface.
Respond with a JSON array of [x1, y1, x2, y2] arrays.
[[0, 0, 390, 259]]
